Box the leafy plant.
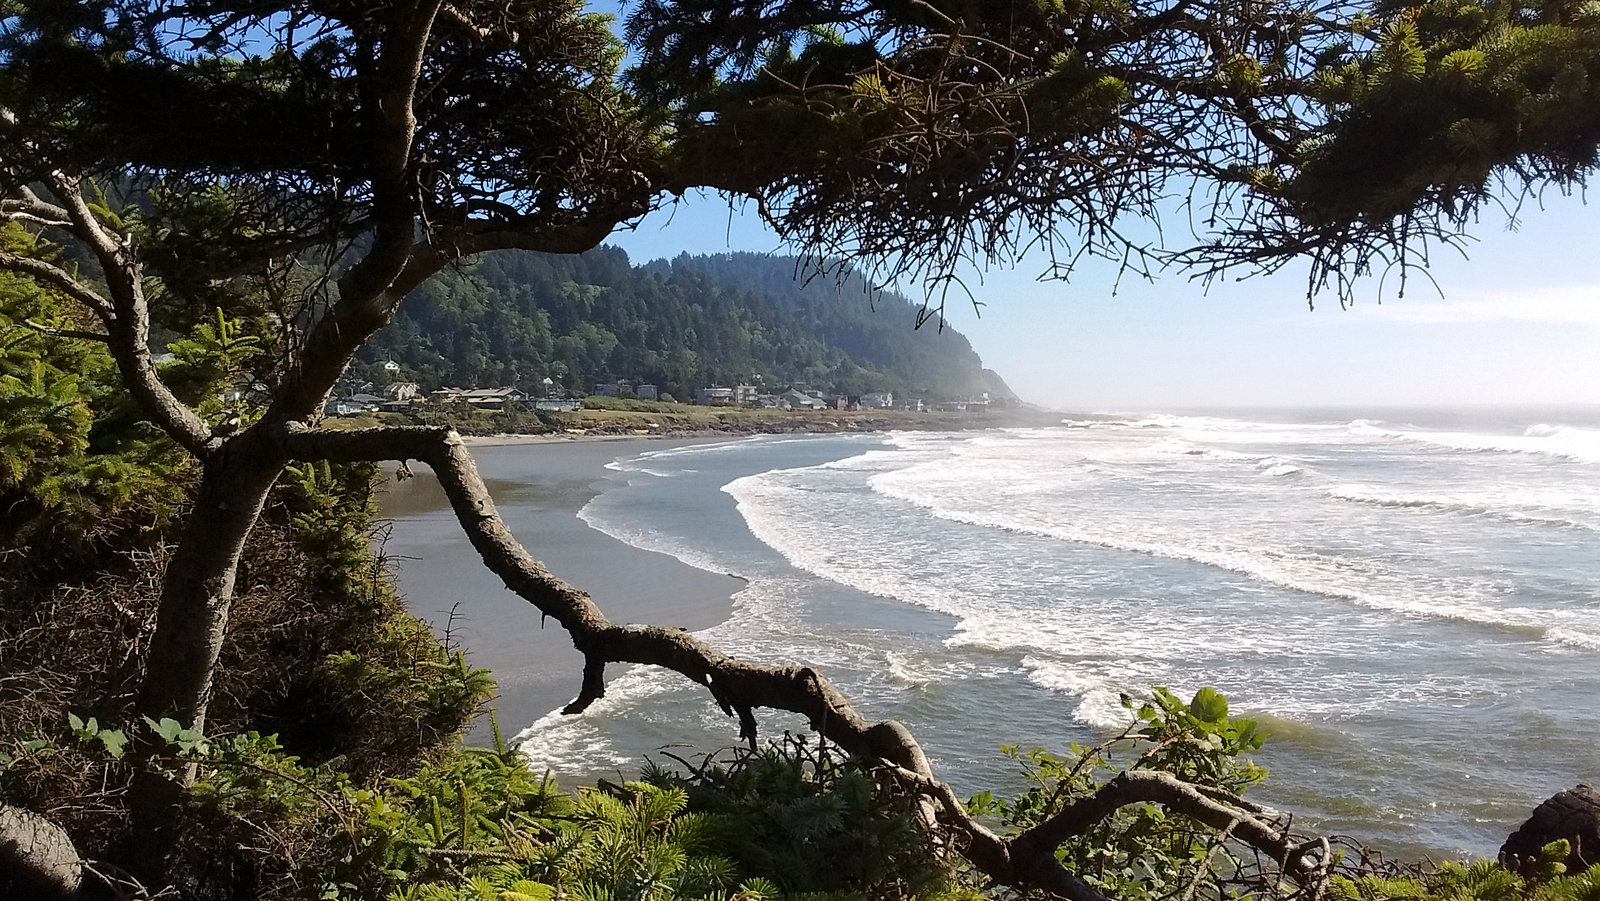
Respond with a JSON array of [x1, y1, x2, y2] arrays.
[[1334, 845, 1600, 901], [978, 687, 1268, 900]]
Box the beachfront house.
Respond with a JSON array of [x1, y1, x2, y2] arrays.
[[325, 392, 387, 416], [780, 389, 827, 410], [696, 386, 736, 405], [860, 392, 894, 409], [459, 387, 528, 408]]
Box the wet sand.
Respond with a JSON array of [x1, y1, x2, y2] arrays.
[[378, 438, 743, 738]]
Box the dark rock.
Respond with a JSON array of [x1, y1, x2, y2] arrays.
[[0, 804, 83, 900], [1500, 784, 1600, 876]]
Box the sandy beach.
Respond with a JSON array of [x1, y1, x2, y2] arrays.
[[379, 437, 745, 739]]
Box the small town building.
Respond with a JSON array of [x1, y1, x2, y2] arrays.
[[325, 392, 387, 416], [780, 389, 827, 410], [459, 387, 528, 408], [696, 386, 735, 405], [859, 391, 894, 409]]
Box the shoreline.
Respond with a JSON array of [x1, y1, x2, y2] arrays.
[[378, 436, 748, 740], [353, 404, 1069, 449]]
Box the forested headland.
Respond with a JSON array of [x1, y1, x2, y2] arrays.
[[355, 249, 1014, 403]]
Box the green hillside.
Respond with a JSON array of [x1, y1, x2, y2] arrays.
[[356, 249, 1013, 402]]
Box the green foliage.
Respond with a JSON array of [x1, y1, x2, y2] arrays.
[[162, 306, 265, 412], [1334, 845, 1600, 900], [67, 712, 128, 759], [639, 738, 955, 900], [101, 727, 963, 901], [1291, 0, 1600, 224], [282, 460, 390, 606], [322, 642, 497, 730], [0, 223, 188, 545], [374, 738, 964, 901], [979, 687, 1267, 900]]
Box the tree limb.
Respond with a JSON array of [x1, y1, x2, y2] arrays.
[[0, 251, 116, 321], [32, 174, 214, 456], [20, 318, 110, 343], [263, 0, 452, 425], [280, 424, 1335, 900], [1012, 769, 1332, 888], [0, 186, 72, 228]]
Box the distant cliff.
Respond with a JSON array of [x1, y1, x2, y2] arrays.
[[357, 249, 1014, 402]]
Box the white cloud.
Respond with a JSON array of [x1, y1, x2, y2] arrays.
[[1354, 284, 1600, 326]]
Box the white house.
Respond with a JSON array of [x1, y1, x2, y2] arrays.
[[859, 392, 894, 409]]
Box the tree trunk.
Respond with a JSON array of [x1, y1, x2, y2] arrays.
[[135, 438, 284, 729], [125, 436, 284, 879]]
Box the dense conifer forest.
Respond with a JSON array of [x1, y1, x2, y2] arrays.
[[356, 250, 1014, 402]]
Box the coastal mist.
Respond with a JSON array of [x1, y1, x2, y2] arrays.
[[382, 409, 1600, 861]]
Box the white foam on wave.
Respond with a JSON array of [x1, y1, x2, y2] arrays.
[[1326, 485, 1599, 532], [511, 666, 681, 771], [886, 650, 931, 689], [1144, 437, 1265, 461], [724, 469, 973, 618], [1061, 418, 1140, 429], [1257, 457, 1308, 478], [1547, 627, 1600, 651], [1021, 656, 1142, 729], [1350, 421, 1600, 465], [1081, 412, 1366, 447], [868, 466, 1600, 652]]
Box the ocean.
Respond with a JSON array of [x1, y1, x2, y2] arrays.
[[385, 408, 1600, 861]]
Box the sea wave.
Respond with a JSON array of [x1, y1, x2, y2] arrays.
[[1326, 485, 1598, 532], [1256, 457, 1308, 478], [511, 665, 680, 771], [576, 499, 737, 576], [867, 473, 1600, 652], [1021, 656, 1137, 729], [1348, 421, 1600, 465]]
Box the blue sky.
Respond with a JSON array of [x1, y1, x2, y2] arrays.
[[605, 189, 1600, 411]]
